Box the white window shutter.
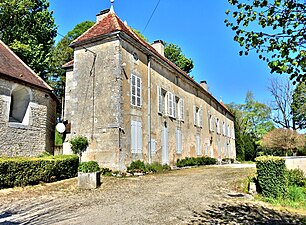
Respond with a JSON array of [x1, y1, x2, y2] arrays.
[[157, 86, 163, 114], [168, 92, 173, 117], [131, 121, 137, 153], [194, 106, 197, 126], [137, 121, 142, 153], [181, 99, 184, 121], [173, 94, 176, 118], [199, 107, 203, 128]]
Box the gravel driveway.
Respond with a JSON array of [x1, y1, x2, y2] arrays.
[[0, 166, 305, 225]]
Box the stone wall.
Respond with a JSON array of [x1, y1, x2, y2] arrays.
[[0, 76, 57, 156], [283, 156, 306, 174]]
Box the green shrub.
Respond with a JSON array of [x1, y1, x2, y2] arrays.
[[255, 156, 288, 198], [176, 157, 217, 167], [222, 158, 234, 163], [0, 155, 79, 189], [37, 151, 52, 157], [127, 160, 171, 173], [287, 168, 306, 187], [101, 167, 113, 176], [70, 136, 88, 159], [78, 161, 100, 173], [127, 160, 146, 172]]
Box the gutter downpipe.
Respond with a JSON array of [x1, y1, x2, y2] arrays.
[[147, 55, 152, 164]]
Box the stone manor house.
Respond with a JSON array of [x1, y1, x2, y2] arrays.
[[63, 8, 236, 170], [0, 40, 57, 156]]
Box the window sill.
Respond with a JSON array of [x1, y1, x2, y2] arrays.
[[8, 122, 28, 129]]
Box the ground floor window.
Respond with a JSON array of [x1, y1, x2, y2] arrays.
[[131, 120, 142, 154]]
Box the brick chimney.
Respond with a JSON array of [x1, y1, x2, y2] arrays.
[[96, 9, 110, 23], [151, 40, 165, 57], [200, 80, 208, 91]]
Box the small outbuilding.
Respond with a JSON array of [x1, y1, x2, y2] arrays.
[[0, 40, 57, 156]]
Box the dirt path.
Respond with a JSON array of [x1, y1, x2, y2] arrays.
[[0, 166, 304, 224]]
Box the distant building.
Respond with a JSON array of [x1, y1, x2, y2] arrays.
[[0, 40, 57, 156], [63, 9, 235, 170]]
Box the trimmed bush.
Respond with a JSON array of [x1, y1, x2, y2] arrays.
[[0, 155, 79, 189], [255, 156, 288, 198], [78, 161, 100, 173], [127, 160, 146, 172], [176, 157, 217, 167]]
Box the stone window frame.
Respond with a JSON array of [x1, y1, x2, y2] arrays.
[[8, 84, 32, 127], [130, 74, 142, 107]]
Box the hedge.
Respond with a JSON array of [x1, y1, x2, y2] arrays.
[[176, 157, 217, 167], [0, 155, 79, 189], [255, 156, 288, 198]]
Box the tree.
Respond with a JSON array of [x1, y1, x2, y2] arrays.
[[49, 21, 94, 113], [225, 0, 306, 83], [0, 0, 57, 80], [268, 77, 296, 129], [164, 43, 194, 74], [133, 29, 194, 74], [241, 91, 274, 140], [262, 128, 305, 155], [292, 81, 306, 130]]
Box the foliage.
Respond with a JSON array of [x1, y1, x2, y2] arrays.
[[127, 160, 171, 173], [261, 128, 305, 155], [292, 81, 306, 130], [287, 169, 306, 187], [78, 161, 100, 173], [0, 0, 57, 80], [164, 43, 194, 74], [70, 136, 89, 157], [225, 0, 306, 83], [100, 167, 113, 176], [55, 130, 63, 146], [176, 157, 217, 167], [0, 155, 79, 189], [132, 29, 149, 42], [37, 151, 52, 158], [222, 158, 235, 163], [49, 21, 95, 112], [255, 156, 288, 198], [243, 134, 257, 161]]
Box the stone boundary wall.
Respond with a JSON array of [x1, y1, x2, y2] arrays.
[[282, 156, 306, 173]]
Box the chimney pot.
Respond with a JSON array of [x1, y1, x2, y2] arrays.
[[151, 40, 165, 57]]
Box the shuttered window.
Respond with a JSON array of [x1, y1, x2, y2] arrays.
[[194, 106, 202, 127], [196, 134, 201, 156], [131, 120, 142, 154], [194, 106, 197, 126], [178, 99, 184, 121], [131, 74, 141, 107], [176, 129, 182, 154], [199, 107, 203, 128], [157, 86, 163, 114], [167, 92, 176, 118]]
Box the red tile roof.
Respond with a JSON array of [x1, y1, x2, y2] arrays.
[[0, 40, 52, 91], [70, 11, 233, 116]]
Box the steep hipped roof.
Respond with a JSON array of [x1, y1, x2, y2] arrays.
[[0, 40, 53, 91], [70, 11, 233, 117]]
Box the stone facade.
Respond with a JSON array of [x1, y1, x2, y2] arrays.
[[64, 10, 236, 170], [0, 40, 57, 157]]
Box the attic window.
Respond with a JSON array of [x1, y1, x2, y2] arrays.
[[133, 52, 138, 61], [9, 86, 30, 124]]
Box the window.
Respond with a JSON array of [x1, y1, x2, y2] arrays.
[[131, 74, 141, 107], [167, 92, 176, 118], [216, 118, 220, 134], [209, 114, 214, 132], [9, 86, 30, 124], [157, 86, 164, 114], [232, 127, 235, 139], [194, 106, 202, 127], [227, 124, 230, 137], [176, 129, 182, 154], [222, 122, 226, 136], [196, 134, 201, 156], [178, 98, 184, 121], [131, 120, 142, 154]]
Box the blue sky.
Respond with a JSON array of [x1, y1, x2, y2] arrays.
[[49, 0, 278, 105]]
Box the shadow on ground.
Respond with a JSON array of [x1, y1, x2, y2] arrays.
[[187, 203, 306, 225]]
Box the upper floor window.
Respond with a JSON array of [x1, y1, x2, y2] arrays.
[[222, 121, 226, 136], [216, 118, 220, 134], [131, 74, 141, 107], [209, 114, 214, 132], [177, 98, 184, 121], [157, 87, 179, 119], [194, 106, 202, 128], [9, 86, 30, 124]]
